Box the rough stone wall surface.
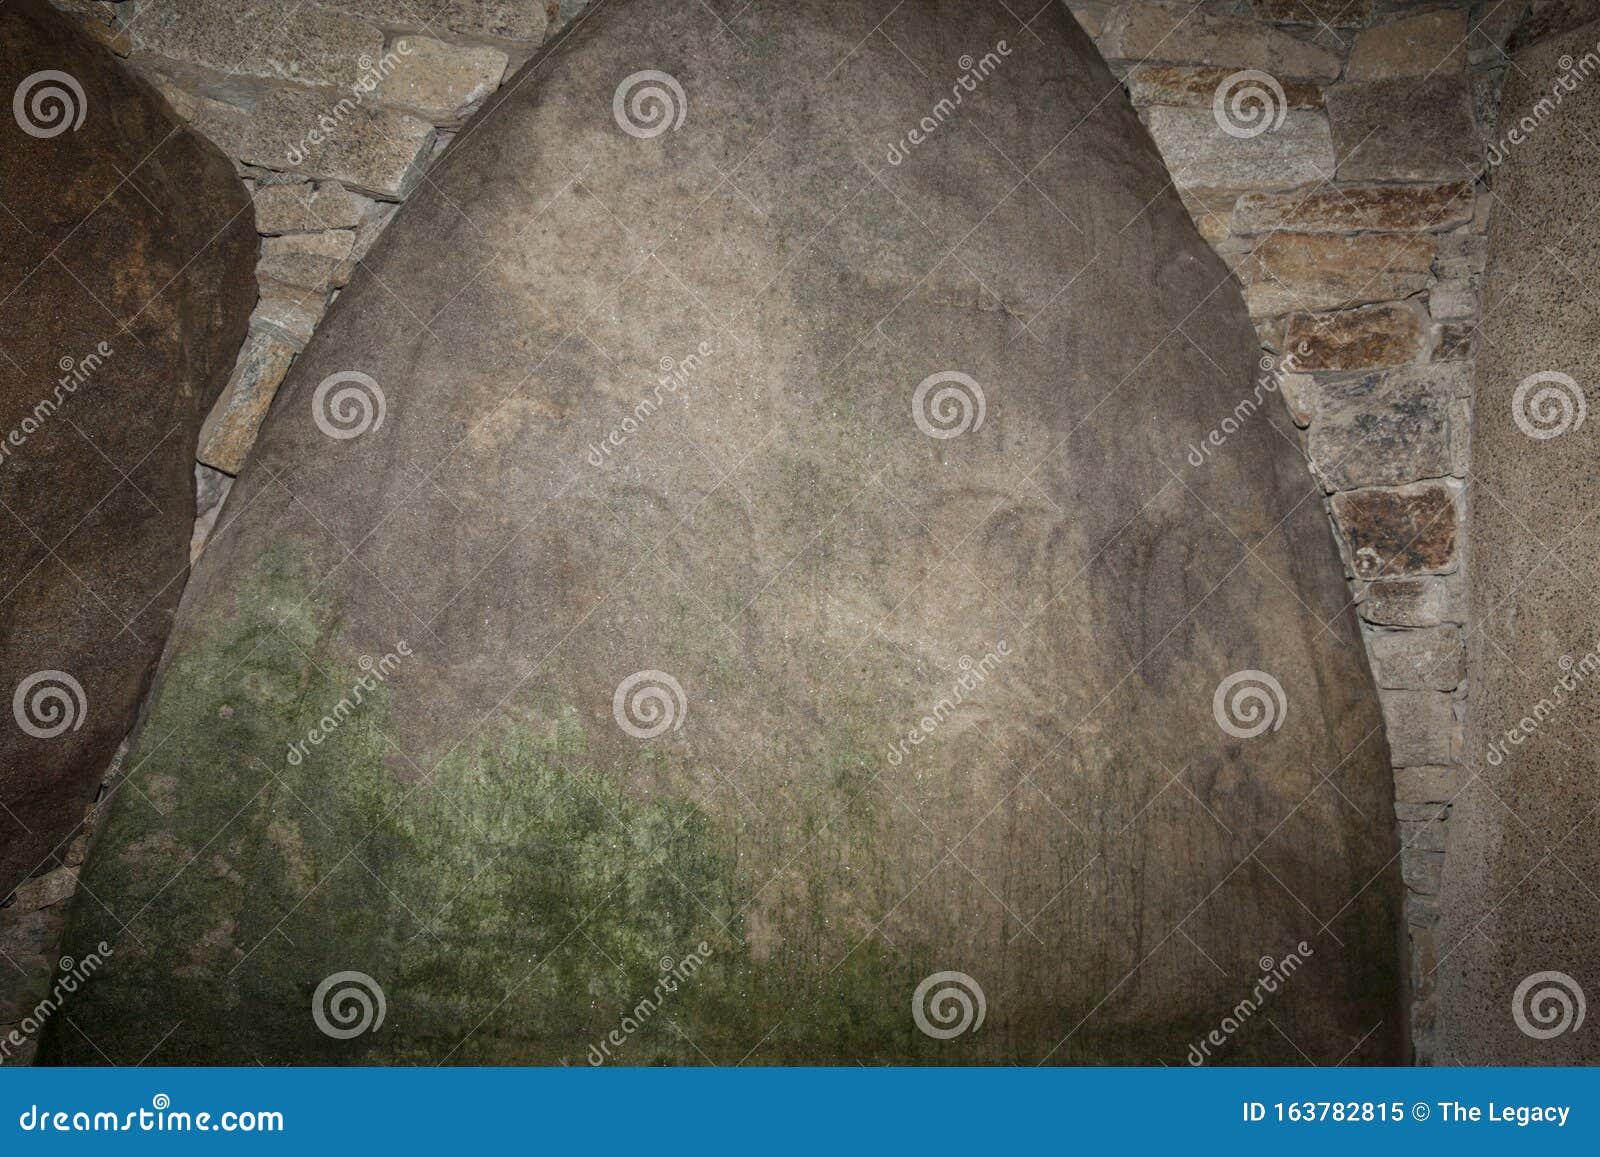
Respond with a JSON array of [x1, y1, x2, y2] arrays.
[[10, 0, 1555, 1063], [1437, 14, 1600, 1065]]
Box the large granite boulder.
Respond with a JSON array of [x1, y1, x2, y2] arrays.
[[1438, 19, 1600, 1064], [52, 0, 1402, 1065], [0, 1, 255, 893]]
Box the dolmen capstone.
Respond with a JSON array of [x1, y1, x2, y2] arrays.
[[53, 0, 1403, 1064], [1, 0, 255, 900]]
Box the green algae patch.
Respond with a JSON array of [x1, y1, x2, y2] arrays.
[[48, 537, 944, 1064]]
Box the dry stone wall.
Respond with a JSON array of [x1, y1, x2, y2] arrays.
[[9, 0, 1573, 1064]]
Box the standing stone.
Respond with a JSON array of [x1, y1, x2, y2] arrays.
[[0, 1, 256, 899], [1439, 19, 1600, 1064], [52, 0, 1402, 1066]]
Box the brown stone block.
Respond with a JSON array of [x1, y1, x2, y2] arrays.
[[1393, 764, 1462, 803], [1231, 181, 1473, 234], [1126, 63, 1325, 108], [1101, 1, 1343, 77], [1328, 76, 1482, 180], [1286, 302, 1428, 372], [1332, 482, 1459, 577], [1367, 625, 1465, 690], [1358, 575, 1449, 627], [1347, 9, 1468, 79], [1252, 0, 1373, 27], [1237, 230, 1433, 315], [197, 331, 298, 474]]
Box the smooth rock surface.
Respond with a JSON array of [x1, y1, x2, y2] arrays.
[[0, 0, 256, 893], [1439, 18, 1600, 1064], [53, 0, 1403, 1066]]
